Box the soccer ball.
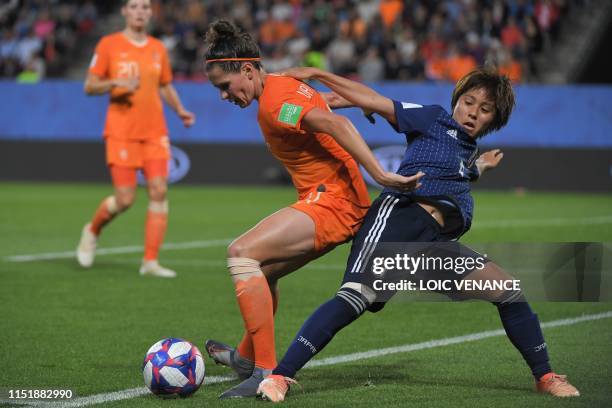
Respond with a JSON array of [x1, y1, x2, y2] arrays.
[[142, 338, 205, 397]]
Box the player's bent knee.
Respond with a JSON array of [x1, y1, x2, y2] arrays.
[[227, 241, 250, 259], [115, 193, 135, 211], [336, 282, 377, 315], [492, 289, 526, 306], [339, 282, 376, 303]]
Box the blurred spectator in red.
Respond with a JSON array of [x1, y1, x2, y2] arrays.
[[535, 0, 560, 34], [379, 0, 403, 29], [425, 48, 447, 81], [259, 11, 297, 54], [444, 43, 477, 83], [501, 16, 524, 50], [340, 5, 367, 45], [498, 47, 523, 82], [76, 0, 97, 35]]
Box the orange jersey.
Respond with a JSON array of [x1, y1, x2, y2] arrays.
[[89, 32, 172, 141], [257, 75, 370, 207]]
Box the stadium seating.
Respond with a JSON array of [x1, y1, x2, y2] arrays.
[[0, 0, 589, 83]]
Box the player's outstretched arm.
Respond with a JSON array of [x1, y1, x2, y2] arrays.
[[281, 67, 396, 125], [302, 107, 423, 192], [475, 149, 504, 178], [160, 84, 195, 128], [84, 73, 139, 95]]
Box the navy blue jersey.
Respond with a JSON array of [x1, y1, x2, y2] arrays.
[[382, 101, 480, 240]]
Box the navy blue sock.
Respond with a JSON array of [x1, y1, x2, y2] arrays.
[[274, 289, 366, 378], [496, 298, 551, 379]]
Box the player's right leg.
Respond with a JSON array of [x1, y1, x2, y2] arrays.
[[76, 165, 136, 267]]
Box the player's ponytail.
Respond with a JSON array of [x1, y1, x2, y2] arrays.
[[204, 20, 262, 73]]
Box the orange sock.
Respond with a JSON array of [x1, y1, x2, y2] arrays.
[[236, 333, 255, 361], [236, 284, 279, 362], [228, 257, 276, 370], [90, 196, 119, 235], [144, 200, 168, 261]]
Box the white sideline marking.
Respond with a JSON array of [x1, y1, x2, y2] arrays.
[[307, 310, 612, 367], [4, 239, 232, 263], [4, 215, 612, 263], [2, 375, 235, 408], [102, 258, 346, 271], [5, 310, 611, 407]]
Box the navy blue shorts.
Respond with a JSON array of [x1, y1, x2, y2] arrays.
[[340, 193, 486, 310]]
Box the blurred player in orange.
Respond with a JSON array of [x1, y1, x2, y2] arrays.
[[76, 0, 195, 278], [202, 20, 424, 399]]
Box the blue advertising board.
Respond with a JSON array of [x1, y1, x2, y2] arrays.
[[1, 80, 610, 148]]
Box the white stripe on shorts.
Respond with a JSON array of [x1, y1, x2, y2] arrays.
[[350, 195, 394, 273], [351, 196, 399, 273]]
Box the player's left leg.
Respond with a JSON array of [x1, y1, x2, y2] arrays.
[[207, 251, 332, 381], [140, 159, 175, 278], [459, 260, 580, 397], [220, 188, 368, 399], [219, 207, 323, 398]]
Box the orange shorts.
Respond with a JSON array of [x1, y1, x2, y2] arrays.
[[109, 159, 168, 187], [291, 185, 369, 251], [105, 136, 171, 168]]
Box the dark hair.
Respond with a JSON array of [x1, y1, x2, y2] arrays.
[[204, 20, 262, 73], [451, 67, 515, 137]]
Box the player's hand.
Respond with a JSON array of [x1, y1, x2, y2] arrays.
[[178, 109, 195, 128], [278, 67, 320, 81], [363, 108, 376, 124], [112, 77, 139, 93], [476, 149, 503, 171], [375, 171, 424, 192]]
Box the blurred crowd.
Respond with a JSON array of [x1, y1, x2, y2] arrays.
[[0, 0, 586, 83], [152, 0, 583, 83], [0, 0, 102, 82]]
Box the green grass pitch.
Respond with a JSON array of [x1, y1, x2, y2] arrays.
[[0, 182, 611, 407]]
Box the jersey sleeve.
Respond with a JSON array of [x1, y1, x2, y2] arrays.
[[390, 101, 445, 135], [88, 37, 110, 78], [262, 82, 319, 133], [159, 44, 172, 85]]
